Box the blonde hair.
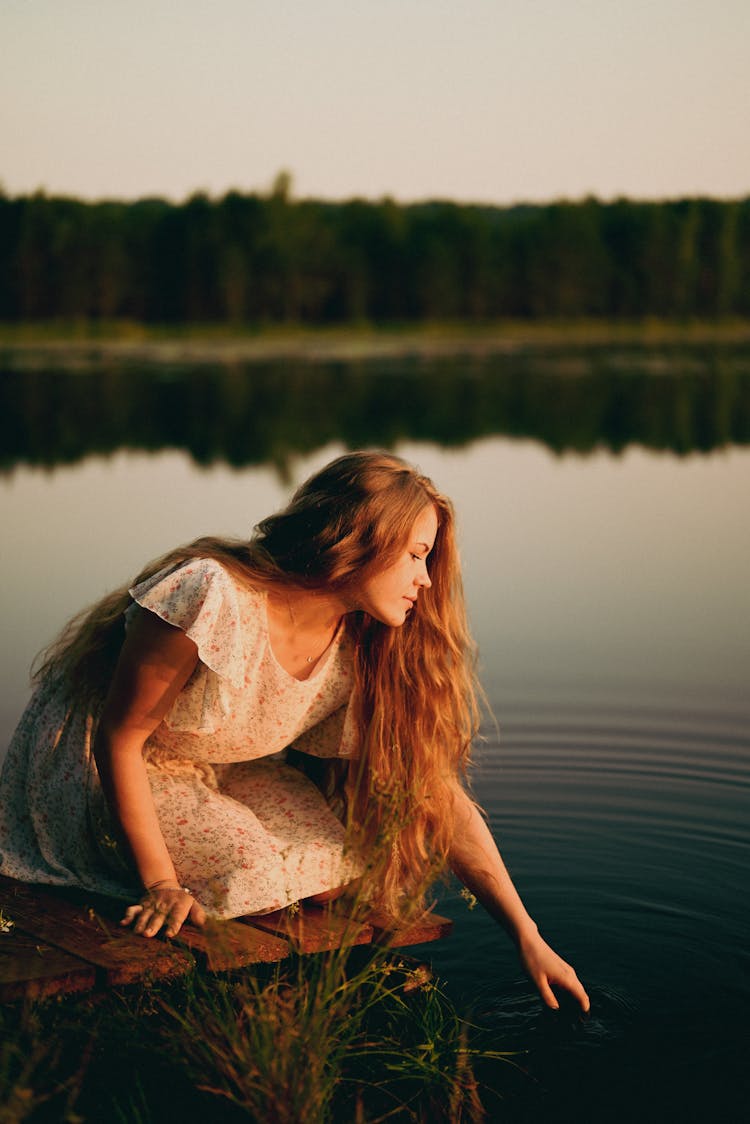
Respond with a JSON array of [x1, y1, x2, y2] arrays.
[[35, 451, 480, 918]]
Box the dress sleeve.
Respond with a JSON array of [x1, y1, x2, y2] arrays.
[[128, 559, 247, 690]]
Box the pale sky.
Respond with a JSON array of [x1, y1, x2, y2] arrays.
[[3, 0, 749, 205]]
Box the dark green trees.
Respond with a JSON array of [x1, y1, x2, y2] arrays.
[[0, 187, 748, 323]]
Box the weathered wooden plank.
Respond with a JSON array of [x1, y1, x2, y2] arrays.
[[0, 927, 96, 1002], [242, 903, 375, 954], [0, 877, 453, 998], [366, 909, 454, 948], [0, 877, 192, 987], [175, 919, 291, 971]]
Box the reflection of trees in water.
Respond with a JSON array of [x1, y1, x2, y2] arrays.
[[2, 351, 749, 475]]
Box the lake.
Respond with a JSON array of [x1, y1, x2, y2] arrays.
[[1, 347, 749, 1121]]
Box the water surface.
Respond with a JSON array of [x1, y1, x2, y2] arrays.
[[1, 354, 748, 1121]]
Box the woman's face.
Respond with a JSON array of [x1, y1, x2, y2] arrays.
[[355, 505, 438, 626]]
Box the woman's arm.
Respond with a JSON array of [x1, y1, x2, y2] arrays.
[[448, 784, 590, 1013], [94, 608, 206, 938]]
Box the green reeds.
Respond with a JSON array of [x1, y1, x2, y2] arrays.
[[0, 913, 517, 1123], [0, 793, 521, 1120], [156, 936, 513, 1123]]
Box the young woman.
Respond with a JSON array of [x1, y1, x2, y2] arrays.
[[0, 451, 589, 1013]]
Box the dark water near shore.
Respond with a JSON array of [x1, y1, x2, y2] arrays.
[[1, 351, 749, 1120]]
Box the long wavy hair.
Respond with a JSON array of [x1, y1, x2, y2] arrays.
[[35, 451, 481, 918]]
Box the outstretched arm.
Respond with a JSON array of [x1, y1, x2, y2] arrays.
[[447, 784, 590, 1013], [94, 608, 207, 938]]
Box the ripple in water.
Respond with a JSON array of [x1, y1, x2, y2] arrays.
[[430, 693, 750, 1121]]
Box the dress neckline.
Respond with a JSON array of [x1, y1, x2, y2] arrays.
[[260, 591, 344, 685]]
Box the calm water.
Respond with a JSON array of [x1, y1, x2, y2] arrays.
[[1, 354, 749, 1121]]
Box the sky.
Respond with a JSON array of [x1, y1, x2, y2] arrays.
[[2, 0, 750, 206]]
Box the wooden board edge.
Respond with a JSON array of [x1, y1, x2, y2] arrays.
[[241, 905, 375, 954]]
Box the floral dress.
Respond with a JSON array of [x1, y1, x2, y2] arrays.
[[0, 559, 362, 917]]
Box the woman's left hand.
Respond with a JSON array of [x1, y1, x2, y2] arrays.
[[446, 786, 590, 1014], [518, 930, 590, 1013]]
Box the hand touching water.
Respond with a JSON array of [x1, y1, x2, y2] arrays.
[[519, 930, 590, 1013], [447, 785, 590, 1014], [121, 881, 206, 938]]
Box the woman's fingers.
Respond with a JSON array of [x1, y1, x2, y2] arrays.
[[120, 903, 143, 925], [542, 965, 590, 1013], [520, 935, 591, 1013], [134, 901, 167, 936], [164, 895, 196, 938], [189, 899, 207, 928], [562, 970, 590, 1013], [120, 890, 200, 938], [537, 976, 561, 1011]]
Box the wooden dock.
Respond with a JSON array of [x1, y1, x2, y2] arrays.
[[0, 875, 452, 1002]]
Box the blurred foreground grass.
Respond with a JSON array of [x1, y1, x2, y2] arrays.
[[0, 944, 520, 1123]]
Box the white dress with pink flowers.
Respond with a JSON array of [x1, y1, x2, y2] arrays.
[[0, 559, 361, 917]]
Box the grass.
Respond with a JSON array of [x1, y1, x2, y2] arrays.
[[0, 936, 520, 1123]]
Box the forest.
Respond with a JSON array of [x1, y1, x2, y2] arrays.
[[1, 181, 749, 324]]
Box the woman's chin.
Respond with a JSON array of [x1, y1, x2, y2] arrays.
[[373, 608, 409, 628]]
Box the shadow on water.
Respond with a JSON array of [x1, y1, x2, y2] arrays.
[[2, 345, 750, 475]]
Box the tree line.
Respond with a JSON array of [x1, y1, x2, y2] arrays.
[[1, 181, 749, 323]]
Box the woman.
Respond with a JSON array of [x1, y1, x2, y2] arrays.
[[0, 451, 588, 1013]]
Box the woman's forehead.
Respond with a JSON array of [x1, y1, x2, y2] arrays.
[[410, 505, 439, 545]]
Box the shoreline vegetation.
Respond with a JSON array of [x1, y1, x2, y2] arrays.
[[0, 860, 514, 1121], [2, 318, 750, 368], [0, 939, 516, 1122]]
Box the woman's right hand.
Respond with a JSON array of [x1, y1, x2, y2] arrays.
[[96, 610, 206, 940], [121, 883, 206, 939]]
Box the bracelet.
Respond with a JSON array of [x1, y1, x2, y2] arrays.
[[144, 880, 193, 895]]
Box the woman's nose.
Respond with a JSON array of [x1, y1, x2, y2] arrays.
[[417, 565, 432, 589]]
